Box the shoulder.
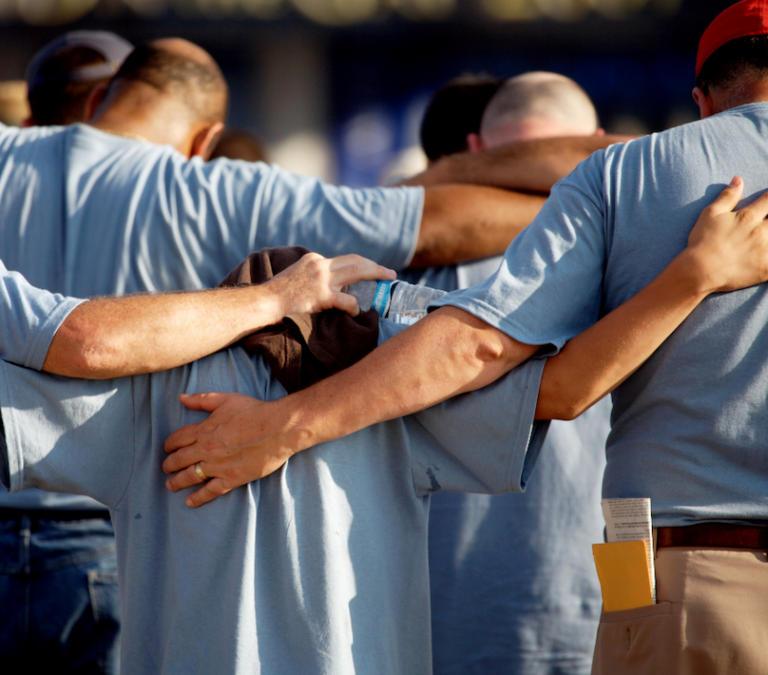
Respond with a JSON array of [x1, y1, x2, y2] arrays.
[[0, 122, 67, 152]]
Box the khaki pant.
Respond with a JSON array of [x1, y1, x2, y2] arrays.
[[592, 547, 768, 675]]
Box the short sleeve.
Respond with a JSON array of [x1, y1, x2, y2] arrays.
[[407, 358, 550, 498], [64, 128, 425, 295], [246, 165, 424, 269], [429, 151, 609, 350], [0, 262, 84, 369], [0, 359, 135, 507]]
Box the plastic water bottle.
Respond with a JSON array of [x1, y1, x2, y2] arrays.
[[345, 280, 447, 325]]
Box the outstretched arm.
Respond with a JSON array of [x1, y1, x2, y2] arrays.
[[408, 135, 634, 267], [411, 185, 546, 267], [43, 253, 395, 379], [162, 177, 768, 507], [402, 135, 634, 193]]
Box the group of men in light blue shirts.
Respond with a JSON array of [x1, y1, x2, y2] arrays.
[[171, 2, 768, 673], [0, 32, 565, 674], [5, 2, 768, 674]]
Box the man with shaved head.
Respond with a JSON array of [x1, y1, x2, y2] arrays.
[[468, 71, 603, 151], [407, 71, 608, 675]]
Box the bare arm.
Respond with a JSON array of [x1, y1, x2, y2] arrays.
[[401, 135, 634, 193], [43, 253, 396, 379], [162, 306, 537, 505], [537, 176, 768, 419], [411, 185, 546, 268]]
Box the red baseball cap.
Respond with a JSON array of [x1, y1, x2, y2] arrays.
[[697, 0, 768, 76]]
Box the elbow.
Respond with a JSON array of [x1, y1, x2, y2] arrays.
[[45, 321, 123, 379], [535, 392, 584, 421], [536, 371, 596, 421], [554, 400, 584, 421]]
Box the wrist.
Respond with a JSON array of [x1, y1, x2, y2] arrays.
[[672, 248, 717, 298], [279, 389, 324, 457], [249, 282, 288, 328]]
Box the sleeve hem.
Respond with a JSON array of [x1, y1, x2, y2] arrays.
[[430, 293, 566, 354], [399, 186, 425, 268], [25, 297, 86, 371], [504, 358, 548, 493]]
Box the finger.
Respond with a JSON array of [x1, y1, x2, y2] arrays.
[[164, 420, 206, 454], [162, 443, 204, 474], [164, 420, 202, 454], [165, 463, 203, 491], [708, 176, 744, 216], [330, 255, 396, 286], [739, 185, 768, 221], [185, 477, 233, 508], [333, 291, 361, 317], [178, 391, 228, 412]]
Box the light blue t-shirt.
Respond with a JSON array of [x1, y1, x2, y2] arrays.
[[0, 320, 548, 675], [0, 122, 423, 511], [434, 102, 768, 527], [409, 259, 607, 675]]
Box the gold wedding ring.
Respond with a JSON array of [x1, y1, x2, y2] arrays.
[[194, 462, 208, 482]]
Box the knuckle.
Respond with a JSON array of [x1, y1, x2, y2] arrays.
[[202, 439, 223, 455]]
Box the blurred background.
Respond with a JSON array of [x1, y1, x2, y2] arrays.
[[0, 0, 736, 185]]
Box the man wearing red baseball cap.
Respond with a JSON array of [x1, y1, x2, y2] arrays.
[[161, 2, 768, 673]]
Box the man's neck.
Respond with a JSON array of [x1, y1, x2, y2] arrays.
[[713, 79, 768, 115]]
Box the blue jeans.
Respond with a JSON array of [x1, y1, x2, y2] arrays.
[[0, 514, 121, 674]]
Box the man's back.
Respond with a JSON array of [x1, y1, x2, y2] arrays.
[[444, 102, 768, 525], [599, 104, 768, 522], [0, 319, 547, 674], [0, 123, 420, 297]]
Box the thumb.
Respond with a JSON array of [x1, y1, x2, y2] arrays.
[[179, 392, 228, 412]]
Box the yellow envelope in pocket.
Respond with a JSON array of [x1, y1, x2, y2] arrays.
[[592, 540, 653, 612]]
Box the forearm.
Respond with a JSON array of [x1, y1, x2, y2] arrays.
[[273, 307, 538, 453], [536, 251, 709, 420], [411, 185, 546, 267], [43, 284, 287, 379], [402, 135, 633, 193]]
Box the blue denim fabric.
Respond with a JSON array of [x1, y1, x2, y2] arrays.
[[0, 514, 120, 674]]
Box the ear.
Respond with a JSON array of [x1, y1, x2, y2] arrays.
[[84, 85, 109, 122], [22, 116, 34, 128], [594, 127, 605, 137], [189, 121, 225, 160], [692, 87, 714, 119], [466, 132, 485, 154]]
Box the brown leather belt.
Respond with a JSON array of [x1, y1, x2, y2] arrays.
[[656, 523, 768, 550]]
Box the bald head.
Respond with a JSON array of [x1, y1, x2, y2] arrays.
[[479, 72, 599, 149], [110, 38, 228, 125]]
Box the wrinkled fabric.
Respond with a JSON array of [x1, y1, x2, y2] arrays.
[[433, 102, 768, 527], [0, 320, 548, 675], [0, 120, 421, 512]]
